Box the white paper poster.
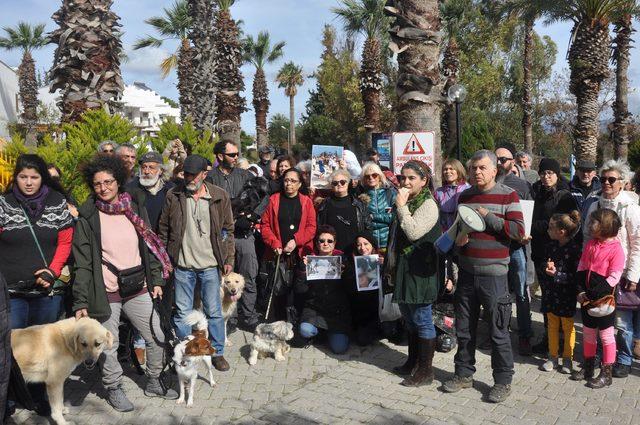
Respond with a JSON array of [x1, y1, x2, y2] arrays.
[[520, 200, 535, 236]]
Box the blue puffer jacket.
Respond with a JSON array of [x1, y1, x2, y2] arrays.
[[361, 186, 396, 249]]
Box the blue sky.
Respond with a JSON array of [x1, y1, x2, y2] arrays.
[[0, 0, 638, 135]]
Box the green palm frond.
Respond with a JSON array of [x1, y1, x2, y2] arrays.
[[243, 30, 285, 69], [542, 0, 633, 25], [0, 22, 48, 53], [276, 61, 304, 97], [133, 36, 164, 50], [216, 0, 236, 11], [133, 0, 191, 50], [332, 0, 390, 40]]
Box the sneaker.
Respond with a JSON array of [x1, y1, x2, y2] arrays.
[[518, 338, 532, 356], [442, 375, 473, 393], [539, 357, 558, 372], [487, 383, 511, 403], [144, 377, 179, 400], [612, 363, 630, 378], [212, 355, 230, 372], [560, 358, 573, 374], [107, 386, 134, 412]]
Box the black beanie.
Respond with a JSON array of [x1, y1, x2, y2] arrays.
[[538, 158, 561, 176]]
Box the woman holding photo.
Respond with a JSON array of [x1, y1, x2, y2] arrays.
[[386, 160, 441, 387], [297, 225, 351, 354]]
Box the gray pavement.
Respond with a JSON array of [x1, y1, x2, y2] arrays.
[[7, 303, 640, 425]]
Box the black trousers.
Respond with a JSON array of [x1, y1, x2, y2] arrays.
[[235, 235, 259, 326], [454, 270, 514, 385], [1, 274, 11, 418]]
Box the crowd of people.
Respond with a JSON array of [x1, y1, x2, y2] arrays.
[[1, 138, 640, 420]]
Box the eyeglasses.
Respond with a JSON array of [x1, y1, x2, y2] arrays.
[[283, 178, 300, 184], [224, 152, 239, 158], [92, 179, 116, 189], [497, 157, 513, 164], [364, 174, 379, 179], [601, 176, 622, 185], [538, 170, 556, 177], [318, 238, 335, 244], [331, 180, 348, 187]]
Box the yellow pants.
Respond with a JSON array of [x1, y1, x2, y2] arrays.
[[547, 312, 575, 359]]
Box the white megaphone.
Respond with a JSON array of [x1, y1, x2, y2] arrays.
[[435, 205, 486, 254]]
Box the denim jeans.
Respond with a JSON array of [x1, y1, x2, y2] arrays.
[[509, 248, 532, 339], [173, 267, 225, 356], [9, 295, 63, 330], [615, 309, 640, 366], [299, 322, 349, 354], [399, 303, 436, 339]]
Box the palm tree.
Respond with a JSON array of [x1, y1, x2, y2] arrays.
[[385, 0, 443, 184], [333, 0, 390, 148], [0, 22, 48, 147], [276, 62, 304, 148], [49, 0, 125, 123], [611, 1, 638, 161], [133, 0, 195, 122], [243, 31, 285, 148], [213, 0, 246, 144], [543, 0, 629, 163], [188, 0, 218, 133]]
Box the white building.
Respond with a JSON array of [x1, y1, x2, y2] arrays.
[[121, 82, 180, 136], [0, 59, 19, 139]]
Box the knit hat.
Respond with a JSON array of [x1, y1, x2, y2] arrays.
[[355, 230, 378, 251], [538, 158, 561, 175]]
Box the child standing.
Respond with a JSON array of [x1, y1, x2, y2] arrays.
[[570, 209, 625, 388], [540, 211, 581, 374]]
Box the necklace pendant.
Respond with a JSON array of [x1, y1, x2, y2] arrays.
[[289, 224, 295, 230]]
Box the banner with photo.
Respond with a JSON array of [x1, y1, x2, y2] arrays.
[[311, 145, 344, 189]]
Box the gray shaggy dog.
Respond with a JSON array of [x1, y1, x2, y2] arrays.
[[248, 321, 294, 366]]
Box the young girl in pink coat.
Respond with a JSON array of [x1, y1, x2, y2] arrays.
[[571, 209, 625, 388]]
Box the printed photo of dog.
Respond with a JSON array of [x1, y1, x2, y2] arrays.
[[248, 321, 294, 366], [173, 310, 216, 407], [11, 317, 113, 425], [221, 272, 245, 346]]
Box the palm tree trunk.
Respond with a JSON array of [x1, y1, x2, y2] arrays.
[[289, 94, 296, 149], [253, 68, 269, 148], [18, 51, 38, 148], [612, 16, 632, 161], [177, 38, 195, 123], [387, 0, 443, 186], [361, 37, 382, 148], [442, 36, 459, 158], [522, 18, 534, 153]]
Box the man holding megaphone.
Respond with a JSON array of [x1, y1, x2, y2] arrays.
[[442, 150, 525, 404]]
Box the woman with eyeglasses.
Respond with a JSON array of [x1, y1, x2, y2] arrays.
[[261, 168, 317, 321], [297, 225, 351, 353], [357, 162, 397, 250], [434, 158, 471, 232], [582, 160, 640, 379], [72, 155, 177, 412], [317, 169, 371, 256], [530, 158, 578, 354], [268, 155, 297, 194], [385, 160, 441, 387]]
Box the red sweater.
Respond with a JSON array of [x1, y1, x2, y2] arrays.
[[261, 192, 317, 260]]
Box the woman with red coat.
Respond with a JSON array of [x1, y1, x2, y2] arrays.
[[261, 168, 317, 321]]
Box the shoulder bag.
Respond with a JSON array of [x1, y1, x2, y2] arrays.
[[102, 259, 146, 298]]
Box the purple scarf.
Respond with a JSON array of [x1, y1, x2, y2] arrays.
[[13, 184, 50, 219], [95, 192, 173, 279]]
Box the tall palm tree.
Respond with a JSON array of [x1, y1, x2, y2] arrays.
[[276, 62, 304, 148], [333, 0, 390, 148], [243, 31, 285, 148], [543, 0, 629, 163], [133, 0, 195, 122], [213, 0, 246, 144], [49, 0, 125, 123], [0, 22, 48, 147], [385, 0, 443, 184], [188, 0, 218, 133], [611, 0, 638, 161]]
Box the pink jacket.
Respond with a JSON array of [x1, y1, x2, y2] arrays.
[[578, 238, 625, 288]]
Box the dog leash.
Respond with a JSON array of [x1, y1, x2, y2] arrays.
[[265, 253, 281, 320]]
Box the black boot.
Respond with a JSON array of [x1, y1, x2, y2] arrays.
[[393, 332, 418, 375], [588, 364, 613, 389], [570, 357, 595, 381], [400, 338, 435, 387]]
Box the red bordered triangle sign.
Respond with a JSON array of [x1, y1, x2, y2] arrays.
[[402, 134, 425, 154]]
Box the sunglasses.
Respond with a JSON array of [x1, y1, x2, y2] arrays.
[[601, 176, 622, 185], [331, 180, 348, 187], [318, 238, 335, 244], [497, 156, 513, 164], [224, 152, 239, 158], [364, 173, 379, 179]]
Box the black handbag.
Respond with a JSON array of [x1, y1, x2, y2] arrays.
[[102, 260, 146, 298]]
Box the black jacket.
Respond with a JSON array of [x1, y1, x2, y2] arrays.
[[316, 195, 372, 234], [206, 166, 252, 201]]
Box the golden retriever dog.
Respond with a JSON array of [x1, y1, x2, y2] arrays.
[[11, 317, 113, 425], [220, 272, 245, 346]]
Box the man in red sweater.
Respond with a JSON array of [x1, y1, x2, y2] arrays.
[[443, 150, 525, 403]]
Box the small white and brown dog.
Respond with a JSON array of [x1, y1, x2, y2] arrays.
[[248, 321, 294, 366], [221, 272, 245, 346], [173, 310, 216, 407]]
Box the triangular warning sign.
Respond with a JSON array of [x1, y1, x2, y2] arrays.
[[403, 134, 425, 154]]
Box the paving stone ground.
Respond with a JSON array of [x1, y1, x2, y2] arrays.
[[8, 300, 640, 425]]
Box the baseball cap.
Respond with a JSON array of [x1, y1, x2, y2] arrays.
[[138, 151, 163, 165], [576, 159, 596, 170], [258, 145, 274, 154], [183, 155, 208, 174]]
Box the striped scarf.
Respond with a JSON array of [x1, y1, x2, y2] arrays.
[[95, 192, 173, 279]]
